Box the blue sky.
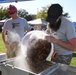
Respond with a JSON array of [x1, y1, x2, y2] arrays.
[[0, 0, 76, 22]]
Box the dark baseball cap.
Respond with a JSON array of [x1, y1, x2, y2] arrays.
[[46, 4, 63, 23]]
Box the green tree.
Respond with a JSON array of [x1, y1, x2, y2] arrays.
[[36, 6, 48, 20], [18, 9, 36, 21], [63, 12, 70, 18], [0, 6, 9, 20], [25, 14, 36, 21], [18, 9, 28, 18]]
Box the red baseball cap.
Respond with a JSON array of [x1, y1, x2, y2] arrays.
[[7, 5, 17, 14]]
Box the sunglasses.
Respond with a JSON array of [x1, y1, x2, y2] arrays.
[[9, 12, 15, 15]]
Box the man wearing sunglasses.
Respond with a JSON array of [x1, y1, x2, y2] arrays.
[[45, 4, 76, 65], [2, 5, 30, 58]]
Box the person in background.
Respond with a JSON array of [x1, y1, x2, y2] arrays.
[[2, 5, 30, 58], [45, 3, 76, 65]]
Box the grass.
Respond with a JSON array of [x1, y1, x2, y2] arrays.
[[0, 32, 6, 53], [0, 32, 76, 66], [70, 53, 76, 66]]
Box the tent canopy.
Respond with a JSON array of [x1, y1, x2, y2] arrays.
[[0, 19, 6, 26], [0, 19, 6, 23], [28, 18, 48, 26]]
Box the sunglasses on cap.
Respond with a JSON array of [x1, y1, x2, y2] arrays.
[[50, 16, 61, 25], [55, 16, 61, 23]]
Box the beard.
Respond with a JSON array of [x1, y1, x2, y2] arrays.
[[49, 19, 61, 31]]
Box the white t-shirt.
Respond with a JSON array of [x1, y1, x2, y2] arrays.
[[3, 17, 29, 41], [51, 17, 76, 55]]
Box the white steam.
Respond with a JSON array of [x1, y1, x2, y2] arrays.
[[7, 30, 21, 42]]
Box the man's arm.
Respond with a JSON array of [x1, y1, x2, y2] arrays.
[[56, 38, 76, 51], [45, 36, 76, 51], [2, 30, 9, 49], [45, 24, 51, 34], [2, 30, 6, 43]]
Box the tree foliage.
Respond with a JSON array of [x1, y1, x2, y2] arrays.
[[0, 6, 9, 20], [36, 7, 48, 20], [18, 9, 28, 18], [18, 9, 36, 21], [63, 12, 70, 18]]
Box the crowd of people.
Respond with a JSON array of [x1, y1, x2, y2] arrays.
[[1, 4, 76, 66]]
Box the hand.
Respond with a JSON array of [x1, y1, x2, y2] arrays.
[[45, 36, 58, 43], [4, 41, 9, 49], [46, 29, 50, 34]]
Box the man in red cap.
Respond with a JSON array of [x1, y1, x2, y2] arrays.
[[2, 5, 30, 58], [45, 4, 76, 65]]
